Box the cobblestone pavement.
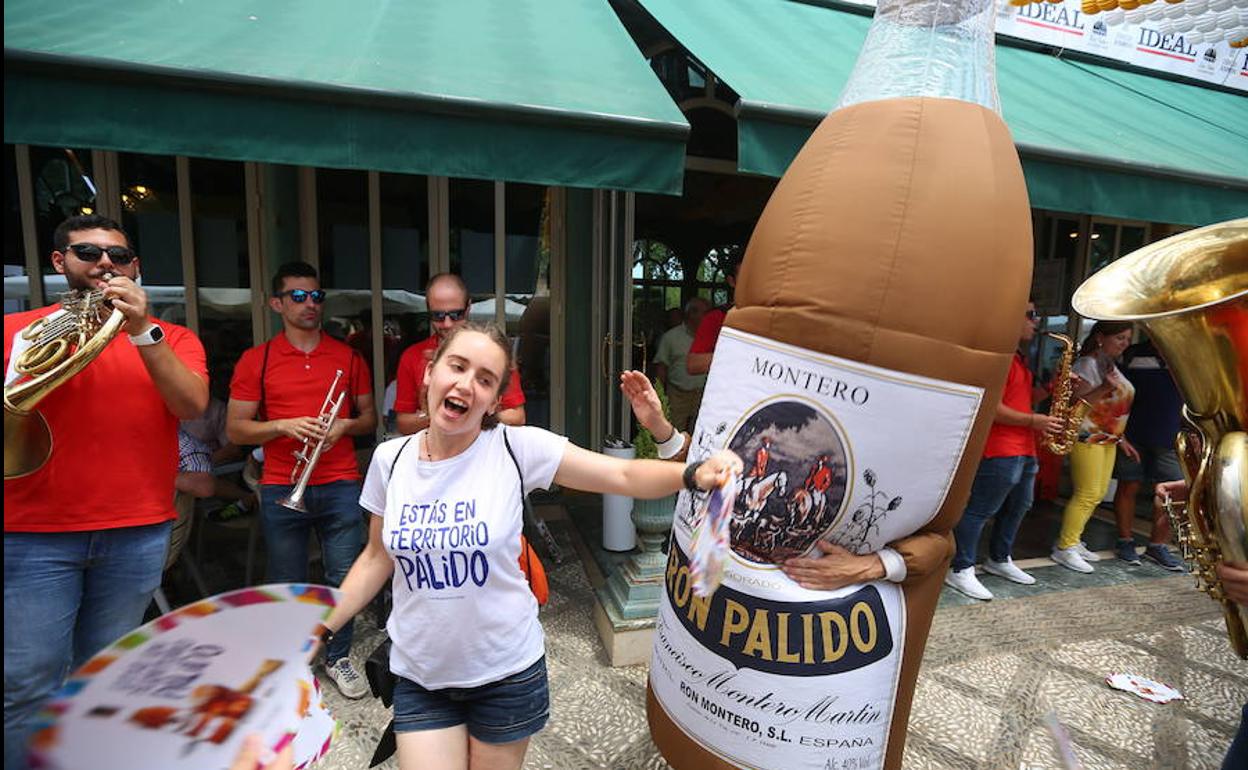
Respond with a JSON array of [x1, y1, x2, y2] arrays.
[[311, 529, 1245, 770]]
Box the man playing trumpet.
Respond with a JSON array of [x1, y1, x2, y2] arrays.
[[226, 262, 375, 698], [4, 215, 208, 770]]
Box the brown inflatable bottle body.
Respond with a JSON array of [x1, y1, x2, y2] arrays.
[[646, 3, 1033, 768]]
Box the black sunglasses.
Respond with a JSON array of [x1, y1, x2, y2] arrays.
[[65, 243, 136, 266], [279, 289, 327, 304], [430, 308, 468, 322]]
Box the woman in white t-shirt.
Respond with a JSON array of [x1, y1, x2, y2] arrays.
[[317, 323, 742, 770]]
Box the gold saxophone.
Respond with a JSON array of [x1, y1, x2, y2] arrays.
[[1040, 333, 1092, 456], [4, 276, 126, 479], [1073, 217, 1248, 659]]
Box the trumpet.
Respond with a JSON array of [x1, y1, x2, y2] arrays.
[[279, 369, 347, 512]]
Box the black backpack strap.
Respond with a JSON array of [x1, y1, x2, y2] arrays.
[[502, 426, 526, 493], [502, 427, 563, 564], [347, 348, 363, 418], [257, 339, 272, 421], [387, 436, 415, 483]]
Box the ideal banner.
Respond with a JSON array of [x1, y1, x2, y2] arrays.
[[838, 0, 1248, 91], [650, 329, 983, 770]]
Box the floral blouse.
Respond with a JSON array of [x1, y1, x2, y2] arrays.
[[1072, 354, 1135, 444]]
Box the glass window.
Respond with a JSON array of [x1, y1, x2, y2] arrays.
[[1036, 314, 1071, 382], [1030, 215, 1079, 318], [191, 158, 252, 404], [448, 179, 495, 303], [317, 169, 370, 342], [701, 245, 739, 306], [1119, 225, 1146, 257], [632, 239, 684, 364], [506, 184, 552, 428], [118, 153, 184, 326], [30, 146, 97, 278], [378, 173, 430, 433], [1086, 221, 1117, 275], [1050, 217, 1081, 262], [4, 145, 27, 313]]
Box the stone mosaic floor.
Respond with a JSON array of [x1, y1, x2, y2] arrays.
[[306, 516, 1245, 770]]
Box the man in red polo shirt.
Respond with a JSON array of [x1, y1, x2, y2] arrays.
[[944, 301, 1064, 601], [4, 215, 208, 768], [226, 262, 375, 698], [686, 253, 742, 377], [393, 273, 525, 435]]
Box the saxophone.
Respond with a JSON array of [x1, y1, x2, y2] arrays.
[[1039, 333, 1092, 456], [1073, 217, 1247, 659]]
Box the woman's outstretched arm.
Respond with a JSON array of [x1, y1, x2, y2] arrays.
[[554, 443, 741, 498]]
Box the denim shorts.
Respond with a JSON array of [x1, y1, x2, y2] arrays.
[[1113, 444, 1182, 483], [392, 656, 549, 743]]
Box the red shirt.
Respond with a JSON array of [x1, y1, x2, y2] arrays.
[[230, 332, 371, 486], [393, 334, 525, 415], [983, 353, 1037, 459], [750, 445, 770, 478], [4, 307, 207, 532], [689, 307, 728, 355], [805, 464, 832, 492]]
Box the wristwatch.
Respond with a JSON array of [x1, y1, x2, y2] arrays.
[[128, 324, 165, 347]]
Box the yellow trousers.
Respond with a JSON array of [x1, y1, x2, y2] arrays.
[[1057, 442, 1118, 550]]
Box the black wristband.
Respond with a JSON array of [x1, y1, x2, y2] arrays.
[[315, 623, 334, 649], [683, 460, 704, 491]]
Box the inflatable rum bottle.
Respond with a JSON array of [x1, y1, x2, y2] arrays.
[[646, 1, 1032, 769]]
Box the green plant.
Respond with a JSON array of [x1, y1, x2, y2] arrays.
[[633, 378, 671, 460]]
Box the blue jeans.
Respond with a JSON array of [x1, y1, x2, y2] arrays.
[[952, 455, 1038, 571], [4, 521, 172, 770], [1225, 703, 1248, 770], [393, 656, 550, 743], [260, 480, 363, 664]]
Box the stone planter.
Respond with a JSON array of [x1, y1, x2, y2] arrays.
[[630, 493, 679, 574], [602, 492, 678, 621]]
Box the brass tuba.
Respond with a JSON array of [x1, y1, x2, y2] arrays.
[[1039, 332, 1092, 456], [4, 278, 126, 479], [1073, 217, 1248, 658]]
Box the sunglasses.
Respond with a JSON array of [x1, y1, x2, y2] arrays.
[[1025, 310, 1041, 321], [65, 243, 136, 266], [279, 289, 327, 304], [430, 308, 468, 322]]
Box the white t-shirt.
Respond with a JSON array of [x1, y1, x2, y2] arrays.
[[360, 425, 568, 689]]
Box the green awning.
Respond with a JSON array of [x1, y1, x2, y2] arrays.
[[638, 0, 1248, 224], [4, 0, 689, 194]]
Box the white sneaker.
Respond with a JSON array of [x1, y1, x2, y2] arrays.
[[983, 558, 1036, 586], [944, 567, 994, 600], [1052, 546, 1094, 574], [1074, 541, 1103, 562], [326, 657, 369, 699]]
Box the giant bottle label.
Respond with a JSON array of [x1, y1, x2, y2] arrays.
[[650, 328, 983, 770]]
